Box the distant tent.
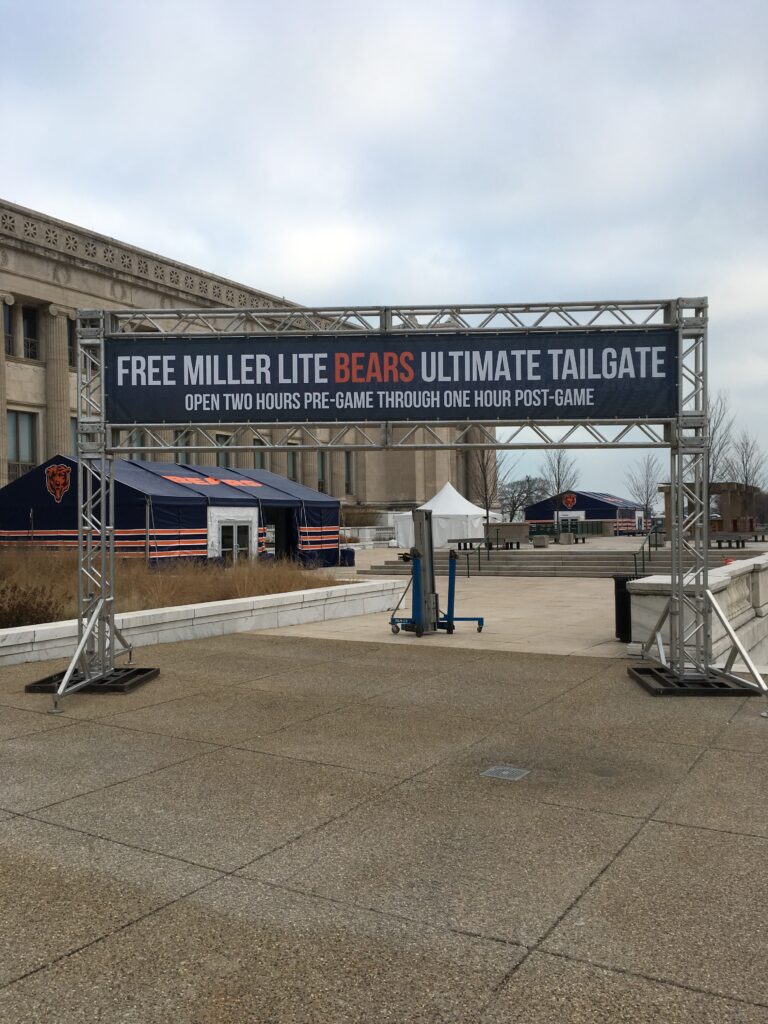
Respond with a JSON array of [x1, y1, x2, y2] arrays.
[[524, 490, 645, 535], [394, 482, 502, 548], [0, 455, 341, 566]]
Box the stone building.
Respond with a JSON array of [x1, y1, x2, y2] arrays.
[[659, 481, 762, 533], [0, 198, 474, 511]]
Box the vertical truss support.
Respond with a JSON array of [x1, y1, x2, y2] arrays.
[[667, 298, 711, 678], [50, 312, 131, 712], [639, 298, 763, 691]]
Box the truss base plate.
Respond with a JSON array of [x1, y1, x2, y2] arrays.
[[628, 665, 760, 697], [24, 667, 160, 695]]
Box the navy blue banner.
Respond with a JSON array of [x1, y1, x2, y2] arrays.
[[103, 329, 679, 424]]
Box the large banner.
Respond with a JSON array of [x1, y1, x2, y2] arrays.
[[104, 329, 679, 424]]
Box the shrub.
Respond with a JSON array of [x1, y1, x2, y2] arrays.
[[0, 548, 340, 626], [0, 582, 65, 629]]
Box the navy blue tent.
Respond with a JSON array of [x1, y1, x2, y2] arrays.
[[524, 490, 646, 535], [0, 455, 341, 566]]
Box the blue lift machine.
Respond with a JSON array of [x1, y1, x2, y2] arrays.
[[389, 509, 484, 636]]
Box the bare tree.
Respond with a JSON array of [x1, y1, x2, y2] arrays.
[[539, 450, 579, 496], [498, 476, 548, 521], [726, 430, 766, 491], [708, 390, 735, 486], [468, 450, 513, 525], [624, 453, 662, 520]]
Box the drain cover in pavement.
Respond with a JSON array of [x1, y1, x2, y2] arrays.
[[481, 765, 530, 781]]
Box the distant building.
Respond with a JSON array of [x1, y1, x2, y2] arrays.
[[0, 198, 471, 512], [524, 490, 646, 534], [659, 482, 761, 533]]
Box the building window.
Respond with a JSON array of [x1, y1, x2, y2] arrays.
[[287, 449, 298, 481], [317, 451, 327, 492], [7, 410, 38, 479], [2, 303, 11, 356], [216, 434, 231, 468], [22, 307, 39, 360], [344, 451, 354, 495], [252, 437, 265, 470], [67, 319, 77, 368]]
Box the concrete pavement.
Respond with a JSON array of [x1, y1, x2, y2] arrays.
[[265, 574, 626, 657], [1, 632, 768, 1020]]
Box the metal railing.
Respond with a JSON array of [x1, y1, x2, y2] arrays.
[[633, 525, 663, 575], [23, 337, 40, 360]]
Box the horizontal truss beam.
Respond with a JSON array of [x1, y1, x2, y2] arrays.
[[108, 420, 672, 453], [90, 297, 707, 337]]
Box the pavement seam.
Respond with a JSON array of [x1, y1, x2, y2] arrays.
[[708, 694, 760, 749], [225, 744, 397, 779], [71, 698, 364, 747], [0, 686, 212, 723], [17, 812, 232, 872], [19, 740, 225, 815], [234, 725, 507, 876], [0, 871, 227, 994], [0, 720, 82, 743], [478, 741, 716, 1016], [540, 949, 768, 1011], [648, 815, 768, 844], [229, 665, 640, 883], [252, 874, 530, 951], [477, 816, 649, 1015]]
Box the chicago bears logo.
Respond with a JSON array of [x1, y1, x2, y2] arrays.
[[562, 492, 577, 510], [45, 464, 72, 503]]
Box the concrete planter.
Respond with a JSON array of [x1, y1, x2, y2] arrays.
[[627, 554, 768, 669]]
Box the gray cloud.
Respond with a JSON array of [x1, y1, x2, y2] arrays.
[[2, 0, 767, 493]]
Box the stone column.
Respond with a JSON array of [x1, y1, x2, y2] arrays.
[[154, 430, 175, 463], [301, 449, 318, 490], [44, 305, 73, 459], [0, 293, 12, 485], [271, 450, 288, 478], [11, 302, 23, 357], [330, 450, 345, 498]]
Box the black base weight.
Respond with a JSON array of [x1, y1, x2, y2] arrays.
[[628, 664, 760, 697], [25, 666, 160, 695]]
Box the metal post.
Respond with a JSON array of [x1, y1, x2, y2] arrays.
[[412, 509, 438, 634]]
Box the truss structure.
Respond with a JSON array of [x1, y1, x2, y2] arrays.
[[50, 297, 731, 709]]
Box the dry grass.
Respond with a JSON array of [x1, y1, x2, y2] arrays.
[[0, 549, 339, 627]]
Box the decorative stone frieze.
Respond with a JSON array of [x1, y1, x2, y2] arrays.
[[0, 198, 291, 311]]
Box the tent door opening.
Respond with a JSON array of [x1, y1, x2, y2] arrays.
[[263, 508, 295, 558], [220, 523, 250, 563]]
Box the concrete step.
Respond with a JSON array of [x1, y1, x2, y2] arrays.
[[360, 548, 754, 578]]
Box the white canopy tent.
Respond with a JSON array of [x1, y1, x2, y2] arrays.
[[394, 482, 502, 549]]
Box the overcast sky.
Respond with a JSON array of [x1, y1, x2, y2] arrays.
[[2, 0, 766, 494]]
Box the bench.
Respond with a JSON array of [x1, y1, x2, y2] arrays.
[[484, 524, 531, 550], [449, 537, 488, 551], [711, 535, 747, 549]]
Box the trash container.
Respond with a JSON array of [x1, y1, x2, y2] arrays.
[[613, 574, 638, 642], [339, 547, 356, 567]]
